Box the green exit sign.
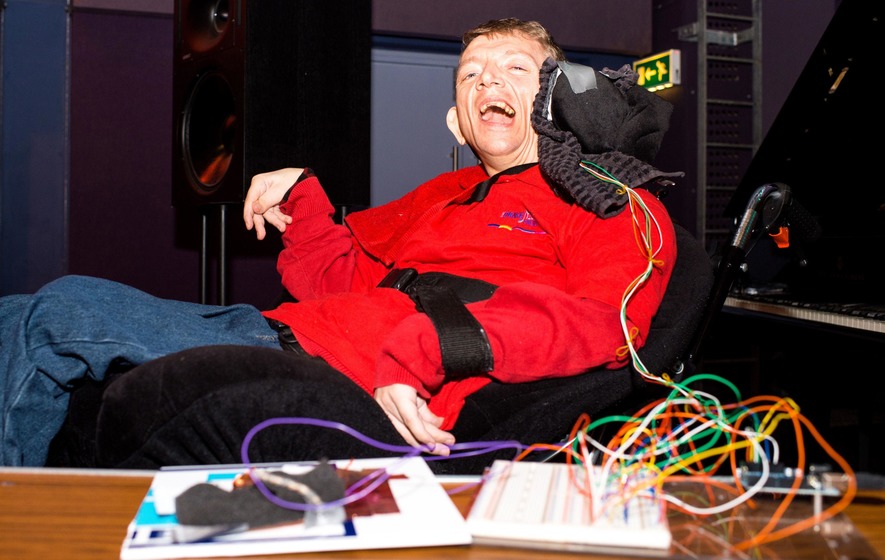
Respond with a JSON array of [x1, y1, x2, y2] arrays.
[[633, 50, 681, 91]]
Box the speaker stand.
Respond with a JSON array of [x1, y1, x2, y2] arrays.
[[199, 204, 229, 306]]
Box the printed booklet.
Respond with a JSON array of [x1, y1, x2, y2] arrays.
[[119, 456, 471, 559]]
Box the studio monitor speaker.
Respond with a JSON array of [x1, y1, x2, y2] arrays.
[[172, 0, 371, 208]]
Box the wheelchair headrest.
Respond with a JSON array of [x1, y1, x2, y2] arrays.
[[531, 58, 684, 218]]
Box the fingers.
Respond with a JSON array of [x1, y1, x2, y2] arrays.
[[268, 205, 293, 229], [423, 427, 455, 456], [414, 406, 453, 456], [243, 176, 266, 230], [243, 168, 299, 240], [251, 214, 268, 240], [388, 416, 454, 457], [253, 205, 291, 239], [243, 179, 268, 238], [375, 385, 455, 456], [417, 403, 445, 426]]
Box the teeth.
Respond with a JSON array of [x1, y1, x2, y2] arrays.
[[480, 101, 515, 116]]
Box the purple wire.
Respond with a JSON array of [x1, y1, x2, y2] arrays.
[[239, 416, 528, 511], [241, 416, 430, 462]]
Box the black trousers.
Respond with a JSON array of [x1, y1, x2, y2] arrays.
[[47, 345, 643, 475], [47, 345, 537, 474], [47, 346, 398, 468]]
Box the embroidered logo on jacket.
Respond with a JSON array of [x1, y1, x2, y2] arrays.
[[488, 210, 547, 234]]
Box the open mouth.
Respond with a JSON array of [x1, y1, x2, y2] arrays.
[[480, 101, 516, 120]]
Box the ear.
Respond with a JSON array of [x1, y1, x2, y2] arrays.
[[446, 106, 466, 145]]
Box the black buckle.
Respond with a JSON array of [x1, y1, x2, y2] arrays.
[[377, 268, 418, 292], [266, 318, 311, 357]]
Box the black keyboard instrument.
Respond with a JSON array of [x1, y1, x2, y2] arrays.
[[721, 0, 885, 336]]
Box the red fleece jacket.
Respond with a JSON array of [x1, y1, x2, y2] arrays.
[[262, 164, 676, 429]]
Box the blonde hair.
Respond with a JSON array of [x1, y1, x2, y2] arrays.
[[461, 18, 566, 61]]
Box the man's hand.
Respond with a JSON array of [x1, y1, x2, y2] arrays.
[[374, 384, 455, 456], [243, 167, 303, 240]]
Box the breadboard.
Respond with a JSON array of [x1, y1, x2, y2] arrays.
[[466, 460, 672, 555]]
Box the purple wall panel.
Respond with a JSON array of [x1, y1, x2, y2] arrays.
[[372, 0, 653, 55], [68, 10, 281, 305], [61, 0, 833, 306]]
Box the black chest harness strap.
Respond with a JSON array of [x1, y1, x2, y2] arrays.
[[270, 165, 525, 376], [378, 268, 498, 379]]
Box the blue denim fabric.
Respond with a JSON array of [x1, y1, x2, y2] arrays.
[[0, 275, 282, 466]]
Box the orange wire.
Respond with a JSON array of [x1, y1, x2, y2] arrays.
[[732, 408, 857, 551], [541, 392, 857, 553]]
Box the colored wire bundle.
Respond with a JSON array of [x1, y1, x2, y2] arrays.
[[237, 376, 857, 554], [543, 373, 858, 551], [579, 159, 671, 383]]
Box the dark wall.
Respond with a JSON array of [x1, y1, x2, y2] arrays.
[[68, 10, 201, 302], [649, 0, 838, 238], [0, 0, 68, 296], [0, 0, 841, 306], [1, 0, 653, 305], [372, 0, 652, 55], [67, 2, 371, 308], [67, 8, 288, 307]]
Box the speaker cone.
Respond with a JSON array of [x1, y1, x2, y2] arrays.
[[184, 0, 231, 54], [181, 70, 237, 193]]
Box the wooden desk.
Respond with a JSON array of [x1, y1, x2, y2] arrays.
[[2, 467, 883, 560]]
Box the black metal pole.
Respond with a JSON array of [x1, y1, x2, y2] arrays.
[[200, 207, 208, 304], [218, 204, 228, 306]]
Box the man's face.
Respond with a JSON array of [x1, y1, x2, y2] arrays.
[[447, 33, 549, 174]]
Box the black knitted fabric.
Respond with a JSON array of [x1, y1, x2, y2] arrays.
[[532, 58, 683, 218]]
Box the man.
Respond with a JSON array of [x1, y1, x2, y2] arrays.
[[0, 19, 677, 467], [243, 19, 677, 457]]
